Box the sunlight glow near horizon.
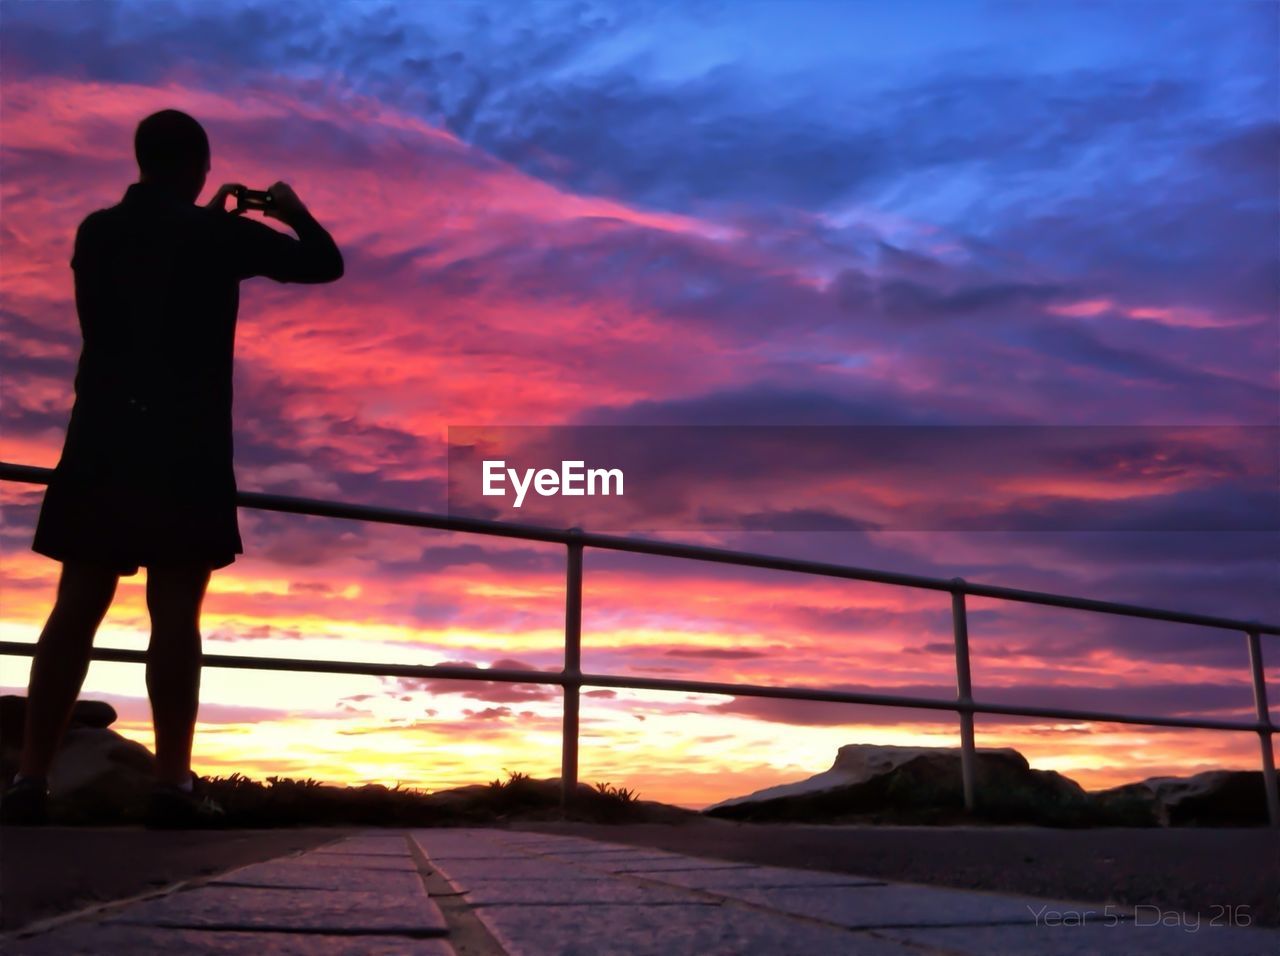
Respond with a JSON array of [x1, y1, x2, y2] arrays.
[[0, 563, 1272, 808]]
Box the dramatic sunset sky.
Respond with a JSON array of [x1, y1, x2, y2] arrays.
[[1, 1, 1276, 808]]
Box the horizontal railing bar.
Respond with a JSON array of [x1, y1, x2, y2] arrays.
[[559, 672, 1265, 733], [3, 460, 1276, 635], [0, 642, 1263, 734], [0, 642, 567, 685]]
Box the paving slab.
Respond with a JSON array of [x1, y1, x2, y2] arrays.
[[635, 870, 1280, 953], [418, 852, 534, 861], [463, 878, 715, 906], [528, 844, 662, 854], [5, 925, 456, 956], [23, 827, 1270, 956], [415, 827, 1280, 955], [103, 883, 447, 935], [406, 836, 517, 861], [210, 860, 426, 893], [682, 881, 1105, 929], [413, 829, 920, 954], [600, 858, 755, 872], [286, 851, 420, 871], [450, 902, 916, 956], [634, 864, 888, 889], [420, 857, 597, 882], [410, 827, 511, 842], [537, 854, 696, 865], [492, 841, 638, 854], [5, 830, 458, 956], [414, 831, 626, 856], [310, 847, 412, 857], [595, 856, 755, 874], [879, 921, 1280, 956]]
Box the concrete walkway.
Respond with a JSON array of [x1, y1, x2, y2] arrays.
[[6, 827, 1277, 954]]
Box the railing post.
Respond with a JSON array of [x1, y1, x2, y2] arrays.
[[560, 532, 584, 819], [951, 580, 977, 812], [1245, 629, 1279, 828]]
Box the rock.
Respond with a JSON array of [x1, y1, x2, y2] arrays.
[[47, 726, 156, 822], [1095, 770, 1270, 827], [70, 700, 118, 729], [704, 744, 1269, 827], [422, 784, 492, 808], [704, 743, 1125, 826], [706, 744, 1027, 811], [2, 697, 133, 818], [1, 695, 118, 744]]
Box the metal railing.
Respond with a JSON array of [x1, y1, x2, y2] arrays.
[[2, 459, 1277, 825]]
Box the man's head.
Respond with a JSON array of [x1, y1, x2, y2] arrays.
[[134, 110, 210, 202]]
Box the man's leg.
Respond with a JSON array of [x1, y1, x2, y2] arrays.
[[18, 561, 120, 779], [146, 562, 212, 787]]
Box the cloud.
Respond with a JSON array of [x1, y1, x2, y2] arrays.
[[662, 647, 770, 660], [706, 679, 1258, 727], [396, 658, 560, 703], [463, 705, 514, 720]]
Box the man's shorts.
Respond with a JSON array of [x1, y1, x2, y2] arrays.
[[30, 467, 242, 577]]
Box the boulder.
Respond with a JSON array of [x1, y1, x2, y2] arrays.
[[1, 696, 149, 822], [1, 695, 118, 743], [706, 744, 1028, 811], [46, 726, 156, 822], [704, 743, 1122, 826], [70, 699, 119, 729], [1095, 770, 1271, 827]]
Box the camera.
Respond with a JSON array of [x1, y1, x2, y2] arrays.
[[234, 186, 274, 214]]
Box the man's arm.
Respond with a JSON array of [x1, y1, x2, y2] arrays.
[[70, 213, 107, 327], [223, 181, 344, 284]]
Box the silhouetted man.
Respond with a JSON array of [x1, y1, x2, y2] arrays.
[[1, 109, 343, 827]]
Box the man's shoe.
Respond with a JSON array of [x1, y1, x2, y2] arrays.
[[144, 776, 227, 830], [0, 776, 49, 826]]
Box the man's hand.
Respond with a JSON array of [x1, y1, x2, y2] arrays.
[[263, 182, 312, 227], [205, 183, 247, 214]]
